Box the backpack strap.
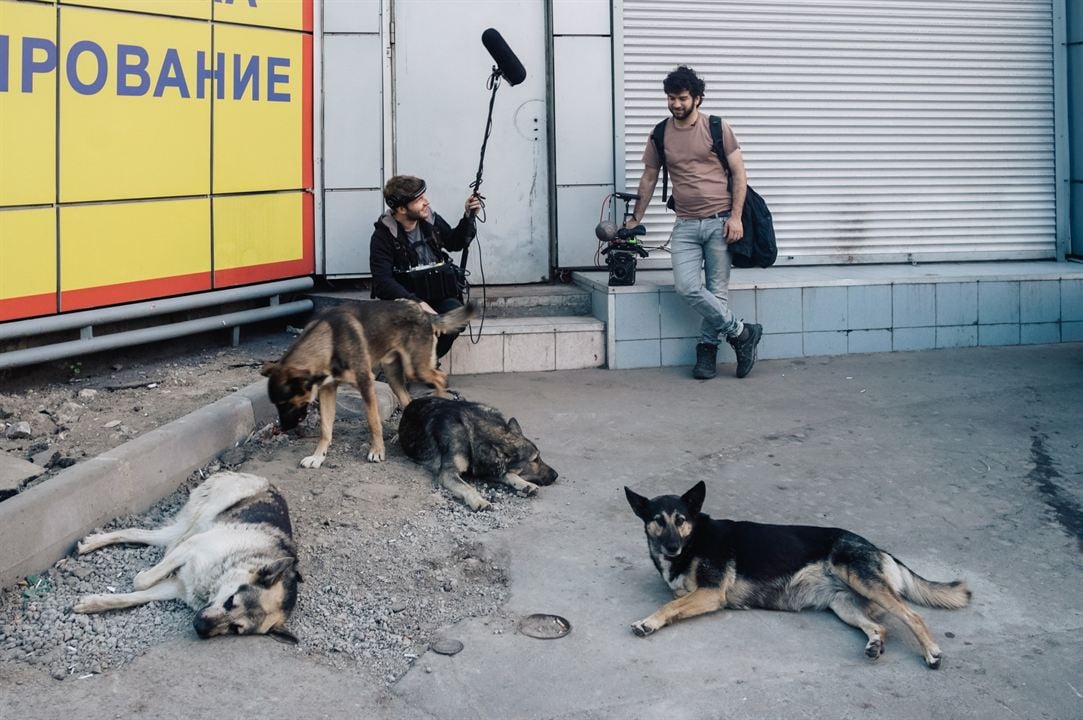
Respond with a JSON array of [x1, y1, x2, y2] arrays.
[[650, 119, 669, 201], [708, 114, 733, 192]]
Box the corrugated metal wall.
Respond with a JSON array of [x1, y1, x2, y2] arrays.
[[621, 0, 1057, 264]]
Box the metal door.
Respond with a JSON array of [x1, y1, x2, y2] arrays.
[[392, 0, 550, 283]]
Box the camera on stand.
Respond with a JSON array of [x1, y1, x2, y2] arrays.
[[596, 192, 650, 287]]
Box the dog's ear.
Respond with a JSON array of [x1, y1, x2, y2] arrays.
[[260, 361, 278, 377], [625, 487, 652, 521], [267, 627, 299, 645], [506, 417, 522, 435], [255, 557, 296, 588], [681, 481, 706, 517]]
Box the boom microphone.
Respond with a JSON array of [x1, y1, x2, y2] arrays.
[[482, 28, 527, 86]]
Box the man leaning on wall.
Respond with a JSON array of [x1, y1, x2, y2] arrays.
[[625, 66, 764, 380]]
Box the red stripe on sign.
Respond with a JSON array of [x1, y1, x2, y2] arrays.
[[0, 292, 58, 322], [302, 191, 314, 271], [61, 272, 211, 312], [302, 32, 313, 189], [302, 0, 313, 33], [214, 257, 311, 287]]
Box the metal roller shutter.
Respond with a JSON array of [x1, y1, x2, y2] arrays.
[[621, 0, 1056, 264]]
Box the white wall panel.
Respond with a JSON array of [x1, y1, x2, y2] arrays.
[[552, 8, 614, 270], [320, 33, 385, 190], [1069, 0, 1083, 257], [554, 36, 614, 186], [323, 0, 380, 34], [621, 0, 1057, 264], [557, 184, 613, 267], [554, 0, 611, 36], [324, 189, 382, 276], [323, 35, 383, 190]]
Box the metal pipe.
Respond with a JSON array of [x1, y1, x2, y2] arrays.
[[0, 300, 312, 370], [0, 278, 314, 341]]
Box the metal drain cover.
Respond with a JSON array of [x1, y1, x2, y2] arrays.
[[519, 613, 571, 640], [430, 638, 464, 656]]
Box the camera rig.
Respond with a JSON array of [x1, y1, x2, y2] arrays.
[[597, 192, 649, 287]]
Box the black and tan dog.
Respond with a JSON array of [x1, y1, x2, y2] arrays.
[[399, 396, 558, 511], [262, 300, 474, 467], [624, 481, 970, 668], [74, 472, 300, 641]]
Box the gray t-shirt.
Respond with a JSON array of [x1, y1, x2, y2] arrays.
[[407, 225, 438, 266]]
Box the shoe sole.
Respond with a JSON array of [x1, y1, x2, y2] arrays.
[[735, 324, 762, 379]]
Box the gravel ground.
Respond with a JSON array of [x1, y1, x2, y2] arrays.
[[0, 332, 544, 686]]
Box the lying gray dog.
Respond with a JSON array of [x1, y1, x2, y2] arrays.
[[398, 396, 557, 511]]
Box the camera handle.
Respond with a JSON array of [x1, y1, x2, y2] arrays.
[[613, 191, 639, 225]]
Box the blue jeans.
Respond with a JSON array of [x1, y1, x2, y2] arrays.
[[671, 215, 744, 346]]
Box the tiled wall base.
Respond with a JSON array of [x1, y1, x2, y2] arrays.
[[575, 262, 1083, 369], [445, 316, 605, 375]]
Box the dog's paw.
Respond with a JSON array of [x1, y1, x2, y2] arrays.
[[73, 596, 102, 614], [631, 619, 657, 637], [132, 570, 154, 590], [367, 448, 385, 463], [518, 482, 539, 497], [300, 454, 325, 469], [864, 638, 884, 660], [76, 538, 94, 555], [925, 647, 942, 670], [467, 497, 492, 512]]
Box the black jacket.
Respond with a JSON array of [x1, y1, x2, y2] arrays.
[[369, 210, 475, 301]]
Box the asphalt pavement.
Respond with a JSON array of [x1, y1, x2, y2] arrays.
[[2, 344, 1081, 720]]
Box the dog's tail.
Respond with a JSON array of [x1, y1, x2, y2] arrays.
[[432, 302, 477, 335], [883, 553, 971, 609]]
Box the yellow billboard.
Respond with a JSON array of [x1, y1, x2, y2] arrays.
[[213, 191, 311, 287], [214, 23, 310, 193], [0, 207, 56, 321], [59, 7, 212, 202], [0, 0, 313, 321], [213, 0, 311, 32], [0, 0, 56, 207], [60, 0, 211, 21], [60, 198, 211, 310]]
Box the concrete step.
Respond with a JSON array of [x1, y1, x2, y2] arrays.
[[306, 283, 592, 319], [302, 285, 606, 375], [464, 284, 592, 318], [447, 315, 605, 375]]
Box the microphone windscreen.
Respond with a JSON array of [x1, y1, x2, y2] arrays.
[[482, 28, 527, 86], [595, 222, 618, 243]]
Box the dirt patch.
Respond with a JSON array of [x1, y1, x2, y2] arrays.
[[0, 330, 296, 493], [0, 328, 536, 685]]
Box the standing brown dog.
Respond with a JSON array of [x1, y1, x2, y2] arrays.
[[261, 300, 474, 467]]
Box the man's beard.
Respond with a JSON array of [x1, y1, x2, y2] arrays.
[[670, 106, 692, 121], [405, 207, 430, 222]]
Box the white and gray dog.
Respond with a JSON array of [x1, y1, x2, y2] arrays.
[[74, 471, 300, 642]]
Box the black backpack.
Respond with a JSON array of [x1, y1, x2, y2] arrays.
[[651, 115, 777, 268]]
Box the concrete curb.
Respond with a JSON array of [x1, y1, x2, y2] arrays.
[[0, 379, 275, 590]]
